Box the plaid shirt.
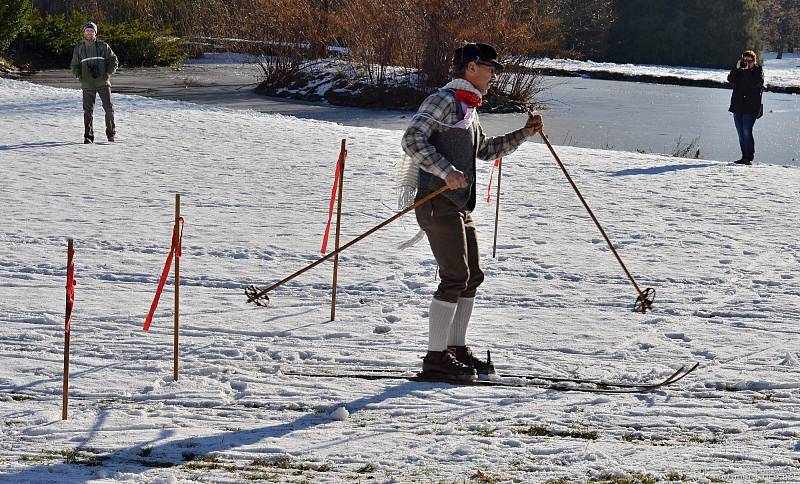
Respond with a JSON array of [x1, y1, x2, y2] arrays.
[[401, 89, 531, 180]]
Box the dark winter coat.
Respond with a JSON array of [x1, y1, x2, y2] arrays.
[[727, 65, 763, 115], [70, 40, 118, 90]]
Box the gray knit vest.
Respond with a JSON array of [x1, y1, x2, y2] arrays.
[[417, 90, 479, 211]]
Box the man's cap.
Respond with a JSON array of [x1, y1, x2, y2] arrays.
[[84, 22, 98, 33], [453, 43, 504, 71]]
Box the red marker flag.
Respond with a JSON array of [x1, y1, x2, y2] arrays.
[[320, 146, 347, 254], [144, 218, 184, 331], [65, 246, 76, 334], [487, 159, 501, 204]]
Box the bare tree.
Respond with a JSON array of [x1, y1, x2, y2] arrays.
[[759, 0, 800, 57], [543, 0, 616, 60]]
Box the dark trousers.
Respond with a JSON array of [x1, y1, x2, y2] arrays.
[[733, 113, 757, 160], [415, 193, 485, 303], [83, 87, 115, 140]]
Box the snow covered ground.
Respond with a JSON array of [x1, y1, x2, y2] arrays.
[[532, 52, 800, 90], [1, 78, 799, 483]]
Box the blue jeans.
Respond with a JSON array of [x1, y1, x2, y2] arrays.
[[733, 113, 757, 160]]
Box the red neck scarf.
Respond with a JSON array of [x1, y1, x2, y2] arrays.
[[454, 90, 482, 108]]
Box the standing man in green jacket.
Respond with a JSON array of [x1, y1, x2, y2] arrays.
[[70, 22, 118, 143]]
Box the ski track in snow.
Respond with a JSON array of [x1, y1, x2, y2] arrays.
[[1, 78, 799, 483]]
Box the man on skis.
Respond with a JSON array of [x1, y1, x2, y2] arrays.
[[401, 42, 543, 380]]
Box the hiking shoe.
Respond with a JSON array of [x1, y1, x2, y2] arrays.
[[84, 137, 93, 144], [448, 346, 496, 375], [107, 135, 115, 142], [734, 158, 752, 165], [421, 350, 476, 380]]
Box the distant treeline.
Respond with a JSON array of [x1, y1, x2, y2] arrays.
[[3, 0, 799, 72]]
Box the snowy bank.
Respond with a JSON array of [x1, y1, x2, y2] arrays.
[[531, 53, 800, 93]]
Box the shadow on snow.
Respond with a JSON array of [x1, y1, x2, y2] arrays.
[[1, 380, 429, 483], [611, 163, 717, 176]]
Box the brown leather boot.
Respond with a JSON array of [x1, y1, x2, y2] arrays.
[[448, 346, 496, 375], [421, 350, 476, 380]]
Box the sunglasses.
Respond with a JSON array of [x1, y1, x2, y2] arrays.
[[474, 61, 498, 74]]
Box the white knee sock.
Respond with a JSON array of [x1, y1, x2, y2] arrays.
[[428, 299, 457, 352], [447, 297, 474, 347]]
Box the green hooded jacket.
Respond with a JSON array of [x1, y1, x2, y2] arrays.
[[70, 40, 119, 90]]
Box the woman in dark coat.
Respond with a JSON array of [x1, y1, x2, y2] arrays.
[[727, 50, 764, 165]]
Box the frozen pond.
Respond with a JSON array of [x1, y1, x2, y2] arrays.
[[518, 76, 800, 166], [25, 65, 800, 166], [250, 76, 799, 167]]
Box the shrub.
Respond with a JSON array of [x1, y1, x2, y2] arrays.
[[9, 10, 83, 68], [10, 10, 186, 69], [0, 0, 32, 53], [101, 20, 186, 67], [608, 0, 761, 68]]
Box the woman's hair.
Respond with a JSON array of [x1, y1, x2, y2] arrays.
[[742, 50, 757, 60]]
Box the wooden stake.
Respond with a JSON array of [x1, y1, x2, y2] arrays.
[[331, 139, 346, 321], [62, 239, 73, 420], [492, 159, 503, 258], [173, 193, 180, 381]]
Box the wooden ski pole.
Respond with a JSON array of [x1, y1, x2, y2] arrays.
[[173, 193, 180, 381], [331, 139, 346, 321], [247, 185, 449, 304], [62, 239, 74, 420], [539, 132, 654, 312], [492, 158, 503, 258]]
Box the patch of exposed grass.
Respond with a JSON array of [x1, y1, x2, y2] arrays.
[[181, 452, 236, 472], [193, 453, 222, 463], [137, 446, 152, 457], [567, 427, 600, 440], [622, 432, 646, 443], [514, 424, 599, 440], [20, 454, 50, 464], [589, 471, 691, 483], [356, 462, 378, 474], [589, 472, 657, 484], [250, 456, 331, 472], [543, 479, 572, 484], [514, 424, 553, 437], [10, 394, 32, 401], [688, 433, 722, 445], [43, 448, 107, 466], [243, 470, 283, 481]]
